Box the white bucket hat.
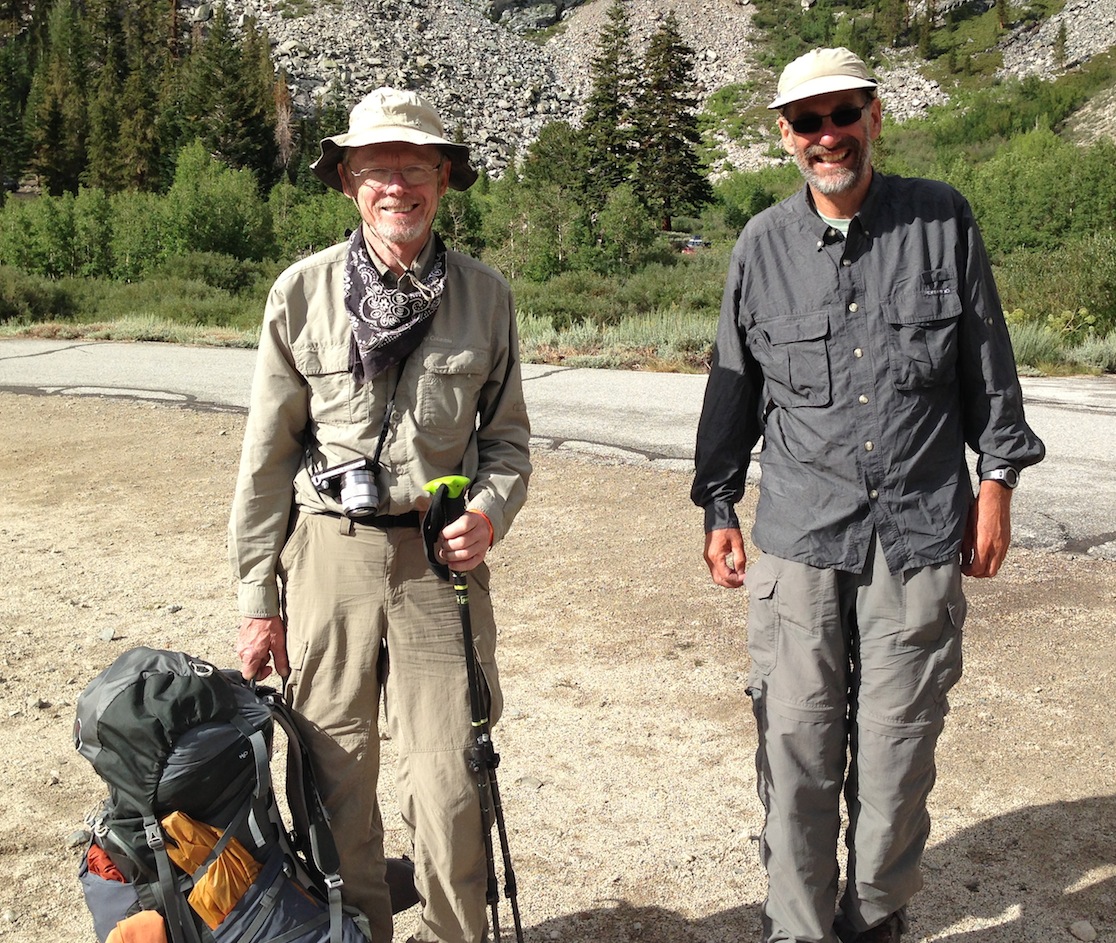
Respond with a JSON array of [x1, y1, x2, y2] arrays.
[[768, 47, 877, 110], [312, 87, 478, 192]]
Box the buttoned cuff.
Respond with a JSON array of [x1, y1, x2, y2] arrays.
[[237, 582, 280, 620], [703, 502, 741, 534]]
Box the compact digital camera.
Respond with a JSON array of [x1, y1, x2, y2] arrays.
[[311, 457, 380, 517]]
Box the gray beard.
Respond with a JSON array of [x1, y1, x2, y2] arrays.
[[797, 138, 873, 195], [373, 218, 429, 249]]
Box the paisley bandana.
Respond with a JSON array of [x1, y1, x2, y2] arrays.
[[343, 228, 447, 383]]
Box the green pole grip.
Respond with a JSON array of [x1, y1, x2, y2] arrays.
[[423, 475, 471, 500]]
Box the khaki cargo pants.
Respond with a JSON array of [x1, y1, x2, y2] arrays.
[[744, 535, 965, 943], [279, 510, 502, 943]]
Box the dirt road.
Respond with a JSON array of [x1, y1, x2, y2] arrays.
[[0, 392, 1112, 942]]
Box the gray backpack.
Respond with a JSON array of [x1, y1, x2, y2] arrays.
[[74, 647, 417, 943]]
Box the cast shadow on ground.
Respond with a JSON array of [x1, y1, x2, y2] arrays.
[[913, 793, 1114, 941], [522, 795, 1113, 943]]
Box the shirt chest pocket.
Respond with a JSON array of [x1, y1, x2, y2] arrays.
[[417, 346, 490, 432], [884, 271, 962, 391], [753, 309, 833, 408], [295, 343, 372, 425]]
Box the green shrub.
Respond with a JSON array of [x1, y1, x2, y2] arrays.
[[163, 141, 274, 261], [88, 275, 261, 329], [269, 181, 356, 260], [995, 231, 1116, 339], [514, 270, 615, 329], [149, 251, 268, 294], [0, 265, 77, 321], [1007, 321, 1066, 371], [1069, 332, 1116, 373]]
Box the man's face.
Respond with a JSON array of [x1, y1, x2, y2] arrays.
[[777, 90, 882, 199], [339, 142, 450, 260]]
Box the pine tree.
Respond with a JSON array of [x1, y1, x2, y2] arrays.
[[630, 12, 712, 231], [0, 33, 33, 195], [520, 120, 590, 196], [1053, 22, 1067, 69], [580, 0, 637, 210], [86, 47, 124, 190], [74, 0, 170, 191], [176, 5, 278, 189], [25, 0, 88, 195], [116, 0, 173, 190]]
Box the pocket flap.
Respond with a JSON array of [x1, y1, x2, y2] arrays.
[[745, 568, 777, 600], [760, 311, 830, 345], [295, 342, 350, 376], [887, 271, 963, 325], [422, 346, 487, 376]]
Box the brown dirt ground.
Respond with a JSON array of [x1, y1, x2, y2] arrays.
[[0, 391, 1113, 943]]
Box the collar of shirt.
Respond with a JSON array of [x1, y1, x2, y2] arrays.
[[364, 231, 438, 284], [790, 172, 888, 245]]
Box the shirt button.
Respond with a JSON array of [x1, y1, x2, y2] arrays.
[[817, 240, 824, 249], [869, 489, 879, 499], [848, 302, 859, 313], [854, 348, 864, 358], [859, 394, 869, 404], [864, 441, 874, 451], [842, 259, 852, 267]]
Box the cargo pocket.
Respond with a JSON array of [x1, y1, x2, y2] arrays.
[[935, 595, 966, 708], [753, 309, 833, 408], [885, 270, 962, 391], [744, 561, 780, 679], [465, 563, 503, 727], [417, 345, 489, 432]]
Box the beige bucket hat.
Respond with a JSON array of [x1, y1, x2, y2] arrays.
[[768, 47, 877, 110], [311, 87, 478, 192]]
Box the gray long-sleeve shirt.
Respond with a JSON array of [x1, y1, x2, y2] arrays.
[[691, 172, 1045, 575]]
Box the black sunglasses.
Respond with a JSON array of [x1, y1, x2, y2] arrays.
[[788, 104, 867, 135]]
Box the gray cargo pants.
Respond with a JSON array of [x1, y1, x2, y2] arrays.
[[744, 535, 965, 943]]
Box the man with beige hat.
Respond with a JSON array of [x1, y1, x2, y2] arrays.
[[229, 88, 531, 943], [692, 48, 1044, 942]]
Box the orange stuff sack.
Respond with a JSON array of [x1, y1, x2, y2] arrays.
[[87, 843, 127, 883], [159, 811, 262, 930], [105, 910, 167, 943]]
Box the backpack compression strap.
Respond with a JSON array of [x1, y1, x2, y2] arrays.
[[144, 817, 203, 943]]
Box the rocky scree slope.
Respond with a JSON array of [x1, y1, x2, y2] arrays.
[[201, 0, 1116, 176]]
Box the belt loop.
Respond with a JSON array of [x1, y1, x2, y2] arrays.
[[338, 515, 353, 536]]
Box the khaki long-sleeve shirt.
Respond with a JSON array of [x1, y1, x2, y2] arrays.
[[692, 173, 1045, 575], [229, 235, 532, 617]]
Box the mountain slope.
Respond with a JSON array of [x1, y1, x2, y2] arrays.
[[210, 0, 1116, 176]]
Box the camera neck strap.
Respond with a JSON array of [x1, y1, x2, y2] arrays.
[[370, 352, 410, 469]]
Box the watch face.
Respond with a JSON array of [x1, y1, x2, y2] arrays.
[[992, 468, 1019, 488]]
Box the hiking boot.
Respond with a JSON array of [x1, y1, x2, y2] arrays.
[[856, 912, 903, 942]]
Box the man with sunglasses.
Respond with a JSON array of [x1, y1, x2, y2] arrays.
[[692, 48, 1044, 943], [229, 87, 531, 943]]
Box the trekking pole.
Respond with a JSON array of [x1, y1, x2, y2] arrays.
[[422, 476, 524, 943]]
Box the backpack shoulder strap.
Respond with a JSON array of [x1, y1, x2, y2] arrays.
[[267, 696, 342, 879], [266, 695, 346, 943]]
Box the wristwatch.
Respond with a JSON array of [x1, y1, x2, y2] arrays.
[[982, 467, 1019, 489]]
